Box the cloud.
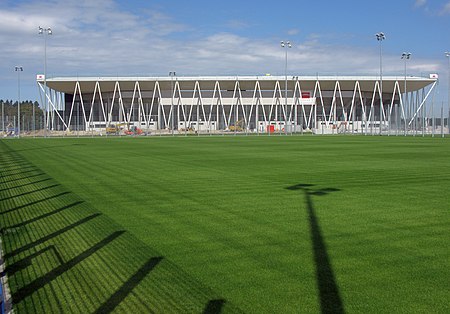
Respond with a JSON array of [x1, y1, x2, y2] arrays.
[[0, 0, 444, 101], [226, 19, 250, 30], [415, 0, 450, 15], [440, 1, 450, 15], [414, 0, 427, 7]]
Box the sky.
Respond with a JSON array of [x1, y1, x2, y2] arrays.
[[1, 0, 449, 107]]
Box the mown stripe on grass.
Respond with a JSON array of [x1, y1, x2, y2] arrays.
[[0, 140, 241, 313]]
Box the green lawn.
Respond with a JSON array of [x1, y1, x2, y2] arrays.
[[0, 135, 449, 313]]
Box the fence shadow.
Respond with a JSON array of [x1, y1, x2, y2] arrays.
[[94, 256, 163, 314], [12, 231, 125, 303], [286, 184, 344, 314], [3, 245, 64, 277], [4, 213, 101, 259], [0, 141, 239, 313]]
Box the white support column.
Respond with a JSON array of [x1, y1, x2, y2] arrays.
[[349, 81, 359, 122], [174, 81, 185, 124], [128, 81, 139, 125], [214, 81, 227, 130], [313, 80, 326, 128], [116, 82, 127, 128], [136, 81, 148, 128], [153, 81, 161, 130], [249, 80, 259, 132], [408, 82, 436, 126], [336, 81, 347, 123], [108, 82, 119, 126], [73, 82, 88, 130], [87, 82, 98, 132], [195, 81, 208, 126], [37, 82, 69, 130], [231, 80, 239, 131], [67, 83, 77, 130], [271, 80, 283, 131], [237, 81, 248, 129], [327, 81, 339, 126], [212, 81, 220, 130], [258, 81, 268, 128], [95, 82, 106, 129]]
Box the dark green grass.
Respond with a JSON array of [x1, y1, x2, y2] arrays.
[[1, 135, 449, 313]]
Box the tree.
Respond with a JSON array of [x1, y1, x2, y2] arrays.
[[1, 99, 44, 132]]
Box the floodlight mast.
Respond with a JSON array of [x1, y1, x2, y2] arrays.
[[281, 40, 292, 135], [401, 52, 411, 136], [38, 26, 52, 137], [375, 32, 385, 135], [446, 52, 450, 132], [15, 66, 23, 137]]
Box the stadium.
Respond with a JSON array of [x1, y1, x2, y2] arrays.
[[37, 75, 439, 135], [0, 73, 448, 314]]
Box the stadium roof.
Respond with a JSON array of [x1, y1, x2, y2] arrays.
[[38, 75, 437, 94]]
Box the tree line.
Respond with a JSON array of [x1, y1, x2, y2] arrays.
[[1, 99, 44, 131]]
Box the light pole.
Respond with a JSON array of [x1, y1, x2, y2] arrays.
[[375, 32, 385, 135], [169, 71, 176, 136], [281, 41, 292, 135], [15, 66, 23, 137], [39, 26, 52, 137], [401, 52, 411, 136], [446, 52, 450, 134], [1, 98, 4, 134]]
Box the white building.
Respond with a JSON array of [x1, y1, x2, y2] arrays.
[[37, 75, 437, 135]]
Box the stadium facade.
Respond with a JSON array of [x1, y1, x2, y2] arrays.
[[37, 75, 438, 135]]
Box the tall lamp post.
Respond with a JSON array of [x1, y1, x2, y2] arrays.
[[446, 52, 450, 134], [281, 41, 292, 135], [401, 52, 411, 135], [15, 66, 23, 137], [169, 71, 176, 136], [39, 26, 52, 137], [375, 32, 385, 135]]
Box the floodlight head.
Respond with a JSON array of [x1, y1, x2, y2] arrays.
[[446, 51, 450, 57], [38, 26, 43, 34], [401, 52, 411, 59], [15, 66, 23, 71], [48, 27, 52, 35], [287, 41, 292, 48], [375, 32, 386, 41], [281, 41, 285, 47]]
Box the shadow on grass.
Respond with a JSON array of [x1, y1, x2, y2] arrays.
[[0, 177, 52, 193], [0, 183, 60, 202], [0, 168, 42, 178], [3, 245, 64, 277], [286, 184, 344, 314], [94, 256, 163, 314], [1, 201, 83, 233], [12, 231, 125, 303], [0, 141, 238, 313], [203, 299, 226, 314], [0, 191, 71, 215], [4, 213, 101, 259], [1, 165, 38, 175], [0, 172, 47, 185]]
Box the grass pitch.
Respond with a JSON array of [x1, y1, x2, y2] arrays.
[[0, 135, 449, 313]]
